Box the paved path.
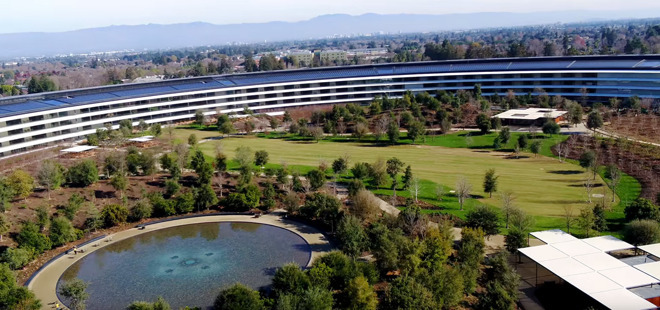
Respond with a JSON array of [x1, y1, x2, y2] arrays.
[[28, 213, 332, 310]]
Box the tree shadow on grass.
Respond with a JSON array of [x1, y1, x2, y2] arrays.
[[547, 170, 583, 175], [503, 155, 531, 159]]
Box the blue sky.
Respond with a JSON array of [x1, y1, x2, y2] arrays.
[[6, 0, 660, 33]]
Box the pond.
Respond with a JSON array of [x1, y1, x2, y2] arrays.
[[57, 222, 311, 309]]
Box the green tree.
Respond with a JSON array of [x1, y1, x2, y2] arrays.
[[254, 150, 269, 167], [387, 119, 400, 145], [49, 217, 79, 247], [127, 297, 171, 310], [457, 227, 485, 294], [625, 198, 660, 222], [187, 134, 198, 146], [234, 146, 253, 168], [332, 157, 348, 176], [0, 264, 41, 309], [476, 113, 491, 134], [130, 199, 153, 221], [0, 213, 10, 242], [215, 153, 228, 173], [0, 180, 13, 212], [517, 134, 528, 150], [1, 247, 32, 270], [475, 251, 520, 310], [307, 169, 326, 191], [465, 205, 500, 237], [272, 263, 311, 297], [345, 276, 377, 310], [194, 183, 218, 211], [100, 204, 129, 228], [402, 165, 413, 190], [110, 173, 128, 198], [386, 157, 404, 199], [624, 219, 660, 247], [586, 111, 603, 133], [214, 284, 263, 310], [382, 277, 437, 310], [16, 221, 51, 254], [66, 160, 99, 187], [150, 123, 162, 137], [194, 110, 205, 126], [407, 121, 426, 144], [483, 168, 498, 198], [578, 150, 597, 176], [351, 162, 369, 180], [37, 160, 65, 199], [336, 215, 368, 258], [59, 278, 89, 310], [542, 121, 560, 135], [36, 205, 50, 232], [577, 206, 596, 237], [7, 169, 34, 200], [530, 140, 542, 157], [593, 204, 608, 233], [498, 127, 511, 144]]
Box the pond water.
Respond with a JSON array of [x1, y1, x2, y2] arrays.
[[57, 222, 311, 309]]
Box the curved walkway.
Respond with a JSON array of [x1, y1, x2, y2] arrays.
[[28, 213, 332, 310]]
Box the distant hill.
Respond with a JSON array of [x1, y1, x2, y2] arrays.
[[0, 11, 657, 59]]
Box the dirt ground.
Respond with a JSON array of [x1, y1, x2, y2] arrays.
[[604, 113, 660, 145]]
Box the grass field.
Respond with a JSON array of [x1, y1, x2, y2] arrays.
[[172, 128, 612, 227]]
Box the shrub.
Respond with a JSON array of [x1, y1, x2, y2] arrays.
[[49, 217, 80, 247], [223, 193, 250, 212], [129, 200, 152, 222], [175, 192, 195, 214], [66, 160, 99, 187], [149, 193, 176, 217], [164, 180, 181, 198], [624, 219, 660, 246], [100, 204, 129, 228], [214, 283, 264, 310], [1, 247, 33, 270], [7, 169, 34, 199], [16, 221, 51, 254]]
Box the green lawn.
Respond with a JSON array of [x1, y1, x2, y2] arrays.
[[173, 128, 610, 221]]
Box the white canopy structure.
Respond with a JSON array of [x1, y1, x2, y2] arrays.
[[60, 145, 98, 153], [530, 229, 578, 244], [519, 230, 660, 310], [128, 136, 154, 143], [640, 244, 660, 258]]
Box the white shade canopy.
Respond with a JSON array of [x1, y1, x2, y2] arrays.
[[640, 244, 660, 258], [519, 244, 568, 262], [590, 289, 657, 310], [635, 261, 660, 280], [530, 229, 578, 244], [573, 252, 629, 271], [583, 235, 635, 253], [599, 266, 659, 288], [60, 145, 98, 153]]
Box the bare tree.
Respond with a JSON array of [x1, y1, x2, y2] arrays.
[[350, 189, 382, 224], [455, 177, 472, 211], [584, 177, 595, 203], [501, 191, 515, 229], [563, 205, 575, 233], [606, 165, 621, 203], [556, 141, 565, 163], [410, 178, 422, 203], [337, 121, 347, 136], [373, 116, 389, 141], [434, 184, 445, 202]]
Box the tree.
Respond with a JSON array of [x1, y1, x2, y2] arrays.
[[483, 169, 498, 198], [563, 205, 575, 233], [382, 276, 437, 310], [332, 157, 348, 176], [530, 140, 542, 157], [401, 165, 413, 190], [350, 189, 381, 223], [386, 157, 404, 199], [49, 217, 79, 247], [0, 180, 13, 212], [37, 160, 64, 199], [579, 150, 597, 174], [586, 111, 603, 133], [0, 264, 41, 309], [195, 183, 218, 211], [66, 160, 99, 187], [130, 199, 153, 221], [409, 178, 422, 203], [100, 204, 129, 228], [625, 198, 660, 222], [593, 204, 608, 233], [307, 169, 326, 191], [110, 173, 128, 198], [16, 221, 51, 254], [505, 228, 527, 253], [234, 146, 253, 168], [272, 263, 311, 297], [1, 247, 32, 270], [127, 297, 171, 310], [351, 162, 369, 180], [387, 119, 400, 145], [465, 205, 500, 237], [187, 134, 198, 147], [605, 165, 621, 203], [476, 113, 491, 134], [456, 176, 472, 210], [352, 123, 368, 141], [577, 206, 596, 237], [217, 114, 235, 135], [194, 110, 205, 126], [368, 158, 387, 189], [214, 284, 263, 310], [345, 276, 378, 310], [0, 213, 10, 242], [517, 134, 528, 150], [498, 127, 511, 145], [248, 150, 268, 168], [542, 121, 561, 135], [407, 121, 426, 144], [7, 169, 34, 200], [336, 215, 368, 257], [457, 227, 485, 294], [36, 205, 49, 232], [624, 219, 660, 247], [150, 123, 162, 137], [475, 251, 520, 310]]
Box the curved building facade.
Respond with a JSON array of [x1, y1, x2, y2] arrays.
[[0, 55, 658, 157]]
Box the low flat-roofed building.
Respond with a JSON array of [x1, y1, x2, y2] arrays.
[[320, 50, 347, 63], [493, 108, 567, 126]]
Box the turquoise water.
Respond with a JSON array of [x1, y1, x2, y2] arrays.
[[57, 222, 311, 309]]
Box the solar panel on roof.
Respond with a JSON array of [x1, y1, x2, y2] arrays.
[[40, 99, 69, 106], [110, 86, 177, 97], [171, 81, 224, 91], [57, 92, 120, 104], [0, 101, 53, 112], [570, 60, 638, 69], [216, 79, 236, 86], [508, 61, 573, 70]]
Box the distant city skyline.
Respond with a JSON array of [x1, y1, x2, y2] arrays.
[[5, 0, 660, 34]]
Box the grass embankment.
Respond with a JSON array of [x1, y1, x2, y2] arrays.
[[170, 127, 627, 233]]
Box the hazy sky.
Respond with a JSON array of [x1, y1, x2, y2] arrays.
[[6, 0, 660, 33]]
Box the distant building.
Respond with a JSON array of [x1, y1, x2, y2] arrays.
[[320, 50, 347, 63], [287, 51, 313, 66], [493, 108, 567, 126], [347, 48, 388, 56]]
